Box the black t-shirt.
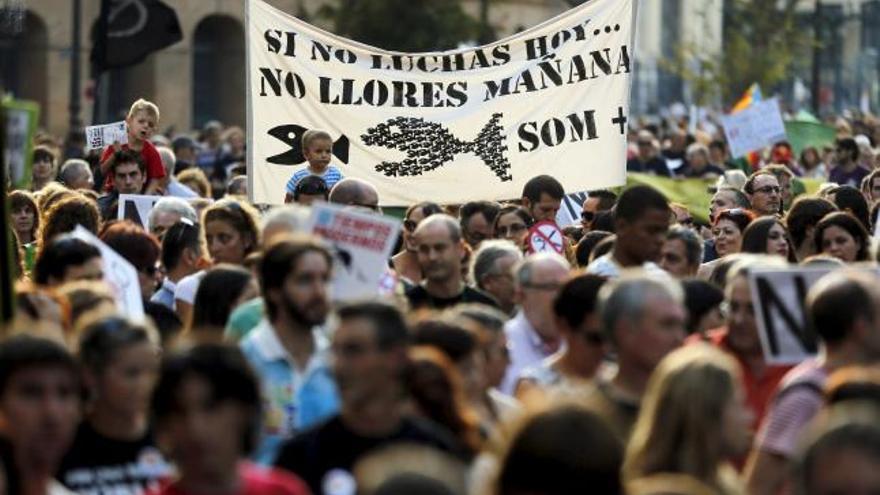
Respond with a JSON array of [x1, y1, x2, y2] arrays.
[[405, 285, 499, 310], [57, 422, 172, 495], [274, 415, 467, 495]]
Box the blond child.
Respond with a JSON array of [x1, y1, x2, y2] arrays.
[[99, 98, 166, 194], [283, 130, 343, 203]]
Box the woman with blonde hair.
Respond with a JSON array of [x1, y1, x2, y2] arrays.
[[624, 344, 753, 495]]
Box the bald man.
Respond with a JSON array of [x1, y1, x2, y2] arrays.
[[328, 178, 380, 212], [405, 214, 498, 310]]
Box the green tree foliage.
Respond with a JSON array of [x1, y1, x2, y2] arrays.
[[320, 0, 481, 52]]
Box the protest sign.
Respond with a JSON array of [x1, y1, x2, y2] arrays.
[[720, 98, 787, 158], [527, 220, 565, 254], [2, 98, 39, 190], [117, 194, 161, 230], [85, 121, 128, 151], [247, 0, 637, 205], [748, 267, 832, 365], [71, 226, 145, 322], [307, 203, 401, 300], [557, 191, 589, 227]]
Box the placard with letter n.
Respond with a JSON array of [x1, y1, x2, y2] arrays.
[[748, 267, 832, 365]]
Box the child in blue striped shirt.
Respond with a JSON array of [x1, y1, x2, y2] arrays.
[[283, 129, 344, 203]]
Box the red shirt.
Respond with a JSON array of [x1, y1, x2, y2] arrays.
[[153, 462, 311, 495], [687, 327, 792, 429], [101, 139, 165, 191]]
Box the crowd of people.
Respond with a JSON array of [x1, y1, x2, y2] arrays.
[[4, 96, 880, 495]]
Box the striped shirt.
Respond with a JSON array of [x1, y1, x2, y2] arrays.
[[284, 165, 344, 194]]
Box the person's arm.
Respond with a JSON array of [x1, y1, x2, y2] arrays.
[[175, 299, 193, 329], [744, 449, 789, 495], [99, 142, 122, 174], [144, 178, 162, 195]]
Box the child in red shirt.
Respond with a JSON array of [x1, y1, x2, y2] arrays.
[[100, 98, 165, 194]]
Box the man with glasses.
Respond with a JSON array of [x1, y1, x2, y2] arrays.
[[500, 252, 570, 395], [274, 301, 465, 494], [580, 190, 617, 232], [148, 197, 198, 240], [240, 236, 340, 464], [744, 171, 783, 216], [405, 214, 498, 310], [460, 200, 501, 249]]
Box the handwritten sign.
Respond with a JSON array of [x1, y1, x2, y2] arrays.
[[85, 121, 128, 151], [720, 98, 787, 158]]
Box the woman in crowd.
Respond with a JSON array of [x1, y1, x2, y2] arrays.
[[99, 221, 163, 300], [174, 199, 261, 325], [31, 145, 58, 192], [814, 211, 871, 263], [57, 316, 171, 495], [150, 343, 310, 495], [493, 205, 533, 251], [800, 146, 827, 180], [699, 209, 754, 279], [624, 344, 752, 495], [9, 190, 40, 271], [36, 193, 101, 257], [189, 264, 258, 336], [392, 201, 442, 284], [741, 216, 797, 262]]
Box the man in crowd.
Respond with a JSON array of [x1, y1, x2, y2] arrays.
[[500, 252, 570, 395], [406, 215, 498, 310], [746, 269, 880, 495], [58, 159, 94, 191], [156, 146, 198, 198], [582, 272, 686, 441], [658, 225, 702, 278], [744, 171, 782, 216], [677, 143, 725, 178], [626, 131, 671, 176], [521, 175, 565, 223], [148, 197, 198, 240], [33, 235, 103, 287], [470, 240, 523, 315], [152, 221, 203, 310], [830, 137, 869, 188], [0, 336, 81, 495], [710, 186, 750, 221], [328, 178, 380, 212], [784, 197, 838, 262], [587, 185, 670, 278], [274, 301, 465, 494], [97, 149, 148, 221], [240, 236, 340, 464], [580, 190, 617, 232], [861, 168, 880, 204], [459, 200, 500, 249]]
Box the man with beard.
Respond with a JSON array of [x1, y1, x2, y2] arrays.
[[405, 215, 498, 310], [240, 235, 340, 464], [274, 301, 466, 494]]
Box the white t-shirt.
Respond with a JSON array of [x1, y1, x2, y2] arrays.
[[173, 270, 206, 308]]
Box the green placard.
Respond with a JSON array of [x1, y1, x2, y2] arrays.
[[2, 97, 40, 191]]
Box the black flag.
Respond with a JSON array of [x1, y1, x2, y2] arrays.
[[91, 0, 183, 73]]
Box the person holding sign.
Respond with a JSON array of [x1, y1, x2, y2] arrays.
[[98, 150, 148, 222], [283, 130, 345, 204], [98, 99, 165, 195], [746, 270, 880, 495]]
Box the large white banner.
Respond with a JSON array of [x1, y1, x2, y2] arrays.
[[247, 0, 636, 206]]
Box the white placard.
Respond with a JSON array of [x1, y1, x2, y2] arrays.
[[720, 98, 787, 158], [247, 0, 637, 205], [527, 220, 565, 254], [71, 225, 145, 322], [117, 194, 161, 231], [85, 121, 128, 151], [307, 203, 401, 300]]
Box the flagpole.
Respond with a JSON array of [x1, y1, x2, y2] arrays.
[[69, 0, 83, 134]]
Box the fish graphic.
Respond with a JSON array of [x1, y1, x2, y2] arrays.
[[266, 124, 350, 165], [361, 113, 513, 182]]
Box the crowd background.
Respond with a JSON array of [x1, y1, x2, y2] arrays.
[[4, 92, 880, 495]]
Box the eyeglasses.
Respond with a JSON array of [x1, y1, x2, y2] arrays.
[[497, 223, 527, 236], [581, 211, 595, 222], [754, 186, 781, 195]]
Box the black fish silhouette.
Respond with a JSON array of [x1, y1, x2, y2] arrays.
[[266, 124, 350, 165], [361, 113, 513, 182]]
